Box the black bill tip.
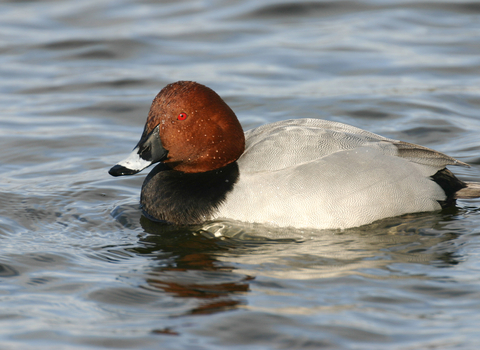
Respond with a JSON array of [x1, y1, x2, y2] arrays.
[[108, 164, 141, 177]]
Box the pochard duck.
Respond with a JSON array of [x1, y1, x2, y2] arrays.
[[109, 81, 479, 230]]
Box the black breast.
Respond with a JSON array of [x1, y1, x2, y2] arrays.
[[140, 162, 239, 225]]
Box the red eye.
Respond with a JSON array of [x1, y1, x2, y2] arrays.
[[178, 112, 188, 121]]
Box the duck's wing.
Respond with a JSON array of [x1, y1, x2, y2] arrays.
[[393, 140, 469, 168], [240, 118, 468, 173]]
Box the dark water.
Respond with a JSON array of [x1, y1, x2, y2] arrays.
[[2, 0, 480, 349]]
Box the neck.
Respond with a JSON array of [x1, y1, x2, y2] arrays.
[[140, 162, 239, 225]]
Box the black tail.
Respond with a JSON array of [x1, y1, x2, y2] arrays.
[[431, 168, 467, 208]]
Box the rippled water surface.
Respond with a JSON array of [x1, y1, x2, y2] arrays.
[[2, 0, 480, 349]]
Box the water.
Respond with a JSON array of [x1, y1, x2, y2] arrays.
[[1, 0, 480, 349]]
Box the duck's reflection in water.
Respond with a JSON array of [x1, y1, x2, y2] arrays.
[[132, 209, 465, 316], [133, 216, 254, 316]]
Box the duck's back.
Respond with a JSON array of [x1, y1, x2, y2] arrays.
[[215, 119, 466, 229]]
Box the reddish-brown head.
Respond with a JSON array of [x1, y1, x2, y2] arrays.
[[141, 81, 245, 173]]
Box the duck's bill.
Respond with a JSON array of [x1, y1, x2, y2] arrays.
[[109, 125, 168, 177], [109, 148, 153, 176]]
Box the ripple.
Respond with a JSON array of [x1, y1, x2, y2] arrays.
[[0, 262, 19, 277]]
